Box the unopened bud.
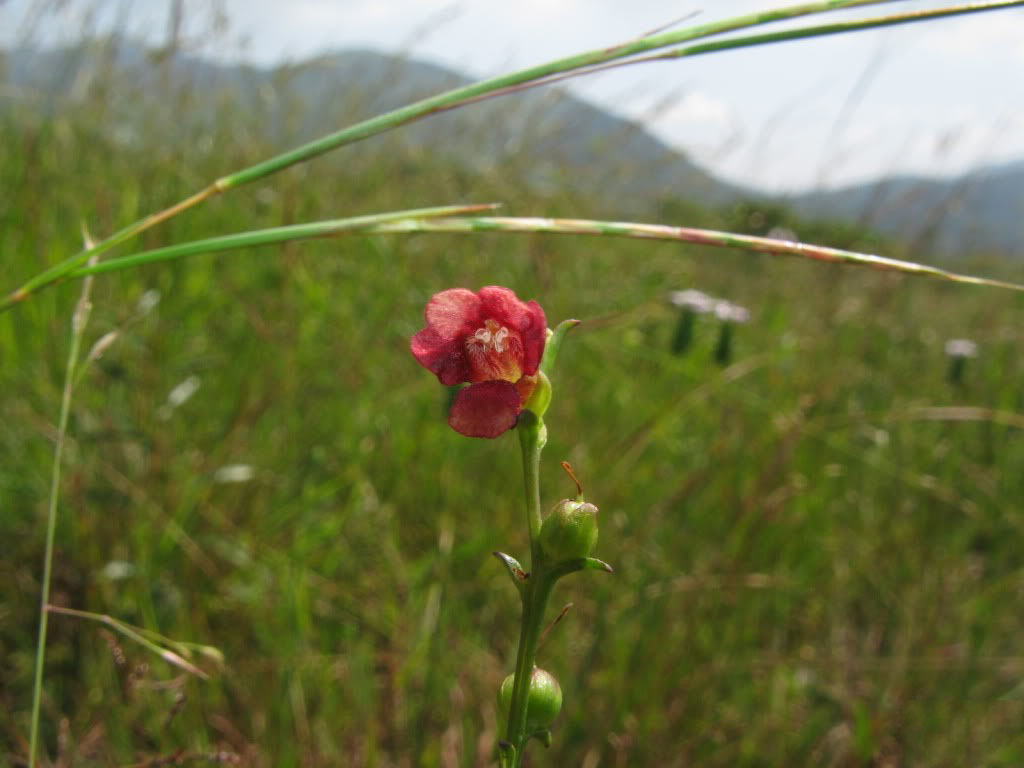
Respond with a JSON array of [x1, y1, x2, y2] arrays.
[[498, 667, 562, 732], [540, 499, 599, 562]]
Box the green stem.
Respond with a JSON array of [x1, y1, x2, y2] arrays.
[[519, 412, 545, 562], [28, 269, 95, 767], [506, 576, 555, 767], [504, 413, 552, 767]]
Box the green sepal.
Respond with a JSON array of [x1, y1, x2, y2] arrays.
[[531, 729, 553, 748], [523, 371, 552, 418], [540, 319, 580, 377], [550, 556, 614, 579], [493, 551, 529, 594]]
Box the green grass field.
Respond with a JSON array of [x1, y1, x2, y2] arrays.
[[2, 36, 1024, 768]]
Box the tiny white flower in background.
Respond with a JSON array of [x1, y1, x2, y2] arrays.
[[668, 289, 716, 313], [100, 560, 135, 581], [714, 300, 751, 324], [87, 330, 119, 361], [167, 375, 201, 407], [136, 289, 161, 316], [158, 375, 201, 420], [945, 339, 978, 358], [213, 464, 256, 484]]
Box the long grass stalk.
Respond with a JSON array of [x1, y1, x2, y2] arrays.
[[66, 216, 1024, 293], [44, 605, 211, 680], [27, 244, 98, 768], [475, 0, 1024, 100], [9, 0, 1020, 312], [59, 204, 499, 279], [363, 217, 1024, 291]]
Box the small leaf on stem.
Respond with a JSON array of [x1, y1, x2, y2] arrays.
[[540, 319, 581, 376], [493, 552, 529, 590], [550, 557, 615, 579]]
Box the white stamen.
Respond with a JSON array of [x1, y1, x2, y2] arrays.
[[493, 327, 509, 353], [469, 319, 511, 354]]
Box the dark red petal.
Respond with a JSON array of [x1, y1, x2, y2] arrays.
[[478, 286, 527, 329], [449, 380, 522, 438], [411, 327, 471, 385], [519, 300, 547, 376], [425, 288, 481, 339]]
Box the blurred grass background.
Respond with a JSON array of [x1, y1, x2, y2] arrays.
[[2, 15, 1024, 768]]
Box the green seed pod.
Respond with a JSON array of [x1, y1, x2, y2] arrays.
[[539, 499, 599, 562], [498, 667, 563, 732]]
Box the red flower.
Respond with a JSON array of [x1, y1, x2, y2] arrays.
[[411, 286, 547, 438]]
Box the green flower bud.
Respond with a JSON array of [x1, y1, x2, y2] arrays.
[[498, 667, 563, 732], [539, 499, 599, 562]]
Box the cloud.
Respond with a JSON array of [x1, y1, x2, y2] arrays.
[[918, 11, 1024, 60], [658, 90, 734, 131]]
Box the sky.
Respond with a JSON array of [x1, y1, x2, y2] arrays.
[[4, 0, 1023, 193]]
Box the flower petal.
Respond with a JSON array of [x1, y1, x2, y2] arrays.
[[478, 286, 527, 329], [425, 288, 481, 339], [449, 380, 522, 438], [520, 300, 547, 376], [411, 328, 472, 385]]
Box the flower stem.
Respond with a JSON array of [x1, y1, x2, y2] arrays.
[[502, 412, 553, 767], [518, 412, 545, 562]]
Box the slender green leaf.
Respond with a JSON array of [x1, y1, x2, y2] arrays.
[[541, 320, 582, 377], [364, 217, 1024, 292], [65, 215, 1024, 292], [64, 205, 499, 279], [45, 605, 213, 680], [12, 0, 1012, 310]]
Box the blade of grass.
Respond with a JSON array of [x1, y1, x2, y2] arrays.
[[31, 204, 497, 289], [1, 0, 936, 311], [69, 216, 1024, 293], [470, 0, 1024, 101], [44, 605, 211, 680], [365, 217, 1024, 291], [27, 234, 99, 768]]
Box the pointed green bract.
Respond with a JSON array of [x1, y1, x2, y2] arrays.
[[493, 551, 529, 594], [540, 320, 581, 377]]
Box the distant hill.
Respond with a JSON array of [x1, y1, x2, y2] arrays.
[[0, 43, 739, 213], [2, 43, 1021, 256], [788, 161, 1024, 257]]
